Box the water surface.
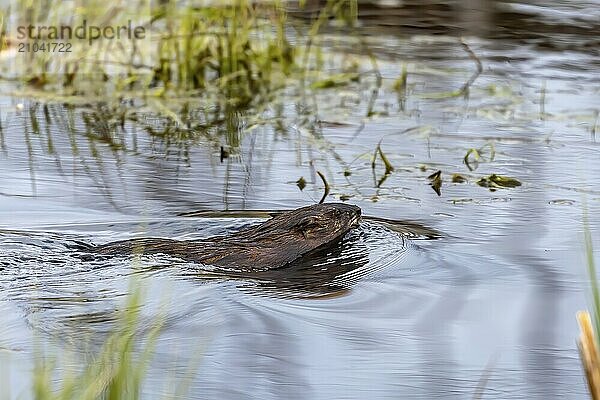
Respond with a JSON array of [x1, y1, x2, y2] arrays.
[[1, 2, 599, 398]]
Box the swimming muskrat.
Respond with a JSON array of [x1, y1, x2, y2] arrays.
[[93, 203, 361, 271]]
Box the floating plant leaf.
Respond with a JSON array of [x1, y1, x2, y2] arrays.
[[296, 177, 307, 191], [489, 174, 521, 187], [427, 170, 442, 180], [311, 73, 360, 89], [463, 142, 495, 171], [428, 170, 442, 196], [477, 174, 521, 190], [451, 173, 466, 183]]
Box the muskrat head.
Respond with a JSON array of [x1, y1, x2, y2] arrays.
[[220, 203, 361, 270], [291, 203, 361, 242], [246, 203, 361, 251]]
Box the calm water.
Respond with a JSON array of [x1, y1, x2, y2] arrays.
[[1, 1, 600, 398]]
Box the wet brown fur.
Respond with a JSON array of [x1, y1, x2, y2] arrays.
[[93, 203, 361, 271]]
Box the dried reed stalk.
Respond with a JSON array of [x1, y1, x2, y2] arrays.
[[578, 310, 600, 399]]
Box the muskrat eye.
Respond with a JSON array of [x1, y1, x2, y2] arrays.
[[297, 216, 321, 236]]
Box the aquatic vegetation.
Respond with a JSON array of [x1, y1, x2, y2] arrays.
[[26, 282, 169, 400], [371, 140, 394, 188], [476, 174, 521, 191], [2, 279, 201, 400], [310, 72, 360, 89], [578, 311, 600, 399], [463, 142, 495, 171], [592, 110, 599, 139], [1, 0, 370, 207], [2, 1, 358, 95], [451, 173, 467, 183], [151, 1, 297, 106], [427, 170, 442, 196], [316, 170, 330, 204], [371, 142, 394, 174], [2, 0, 505, 204], [578, 212, 600, 399], [392, 64, 407, 96], [416, 40, 482, 100], [296, 176, 307, 191]]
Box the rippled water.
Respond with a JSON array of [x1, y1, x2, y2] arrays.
[[1, 1, 600, 398]]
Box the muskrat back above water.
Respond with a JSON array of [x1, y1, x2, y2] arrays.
[[93, 203, 361, 271]]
